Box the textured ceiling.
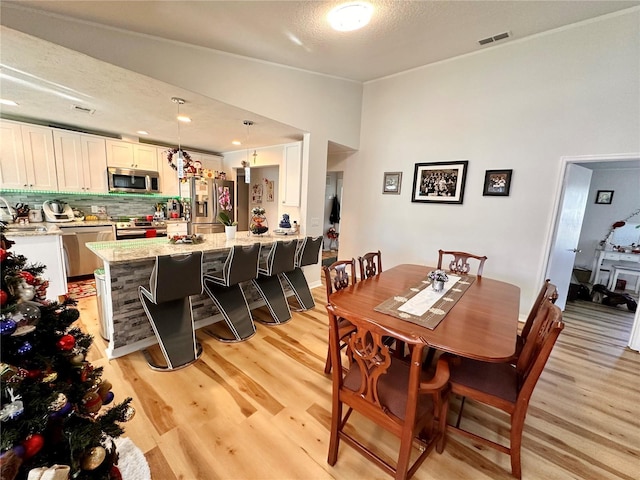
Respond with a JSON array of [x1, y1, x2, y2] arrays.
[[1, 1, 638, 154]]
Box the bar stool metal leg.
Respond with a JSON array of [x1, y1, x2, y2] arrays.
[[203, 279, 256, 342]]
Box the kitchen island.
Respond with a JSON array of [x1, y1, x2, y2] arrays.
[[86, 232, 306, 358]]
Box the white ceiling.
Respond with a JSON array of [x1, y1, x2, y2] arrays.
[[1, 1, 638, 155]]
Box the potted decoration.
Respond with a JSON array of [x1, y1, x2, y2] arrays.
[[217, 211, 237, 240], [250, 207, 268, 235], [428, 269, 449, 292]]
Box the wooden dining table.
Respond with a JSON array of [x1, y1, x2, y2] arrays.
[[328, 264, 521, 362]]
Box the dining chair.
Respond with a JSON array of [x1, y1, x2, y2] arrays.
[[515, 279, 558, 357], [442, 300, 564, 479], [437, 250, 487, 277], [322, 259, 358, 374], [358, 250, 382, 279], [326, 303, 450, 480]]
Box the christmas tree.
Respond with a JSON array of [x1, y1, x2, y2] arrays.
[[0, 230, 134, 480]]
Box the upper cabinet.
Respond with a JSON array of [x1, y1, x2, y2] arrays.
[[158, 147, 181, 197], [105, 140, 158, 171], [0, 120, 57, 190], [53, 130, 108, 193], [281, 143, 301, 207]]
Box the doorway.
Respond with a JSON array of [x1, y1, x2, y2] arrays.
[[545, 154, 640, 350]]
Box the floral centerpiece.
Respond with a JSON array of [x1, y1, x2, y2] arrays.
[[428, 269, 448, 292], [250, 207, 268, 235], [169, 234, 205, 245]]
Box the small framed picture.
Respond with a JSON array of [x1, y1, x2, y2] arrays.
[[483, 169, 513, 197], [383, 172, 402, 194], [595, 190, 614, 204], [411, 161, 468, 204]]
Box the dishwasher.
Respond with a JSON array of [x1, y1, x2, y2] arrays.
[[61, 225, 114, 278]]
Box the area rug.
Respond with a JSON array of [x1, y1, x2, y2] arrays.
[[67, 278, 96, 299], [114, 437, 151, 480]]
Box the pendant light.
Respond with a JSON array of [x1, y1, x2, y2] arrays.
[[242, 120, 254, 184], [171, 97, 186, 180]]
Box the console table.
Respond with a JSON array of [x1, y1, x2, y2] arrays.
[[589, 249, 640, 285]]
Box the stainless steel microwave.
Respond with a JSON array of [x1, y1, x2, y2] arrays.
[[107, 167, 160, 194]]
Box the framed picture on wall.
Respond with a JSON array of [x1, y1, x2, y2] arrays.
[[595, 190, 614, 204], [411, 161, 468, 204], [483, 169, 513, 196], [382, 172, 402, 194]]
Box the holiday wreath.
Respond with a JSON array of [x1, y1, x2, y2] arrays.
[[165, 148, 198, 175]]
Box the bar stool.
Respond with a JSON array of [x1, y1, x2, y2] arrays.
[[282, 236, 323, 311], [202, 243, 261, 342], [608, 265, 640, 293], [138, 251, 203, 371], [252, 240, 297, 324]]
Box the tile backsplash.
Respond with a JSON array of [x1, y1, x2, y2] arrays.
[[0, 192, 169, 219]]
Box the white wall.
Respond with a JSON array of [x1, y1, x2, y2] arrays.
[[575, 167, 640, 269], [341, 10, 640, 313]]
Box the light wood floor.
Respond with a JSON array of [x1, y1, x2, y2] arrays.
[[75, 289, 639, 479]]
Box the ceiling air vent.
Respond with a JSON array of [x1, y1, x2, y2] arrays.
[[71, 105, 95, 115], [478, 31, 511, 46]]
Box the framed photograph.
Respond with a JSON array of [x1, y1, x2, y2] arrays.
[[483, 169, 513, 196], [383, 171, 402, 194], [411, 161, 468, 204], [595, 190, 614, 204]]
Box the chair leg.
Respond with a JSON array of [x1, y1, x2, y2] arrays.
[[281, 267, 315, 311], [324, 341, 332, 374], [203, 280, 256, 342], [251, 274, 292, 324], [139, 291, 201, 370], [510, 412, 525, 479], [327, 400, 342, 466]]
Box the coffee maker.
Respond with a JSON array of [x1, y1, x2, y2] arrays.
[[166, 199, 182, 219]]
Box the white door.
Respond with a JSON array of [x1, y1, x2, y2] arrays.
[[545, 164, 592, 309]]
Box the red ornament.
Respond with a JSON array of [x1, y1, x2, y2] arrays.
[[56, 334, 76, 351], [110, 465, 123, 480], [19, 271, 36, 285], [0, 290, 7, 306], [26, 369, 42, 380], [0, 248, 7, 262], [22, 433, 44, 459]]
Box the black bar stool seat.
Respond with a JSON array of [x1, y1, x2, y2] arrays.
[[251, 240, 297, 324], [203, 243, 260, 342], [138, 252, 203, 371], [282, 236, 323, 311]]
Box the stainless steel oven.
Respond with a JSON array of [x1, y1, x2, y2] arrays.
[[114, 219, 167, 240]]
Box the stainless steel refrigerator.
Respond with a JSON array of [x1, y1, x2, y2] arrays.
[[190, 177, 235, 234]]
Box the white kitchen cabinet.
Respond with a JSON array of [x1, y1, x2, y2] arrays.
[[105, 140, 158, 170], [53, 130, 108, 193], [5, 233, 67, 302], [281, 143, 301, 207], [0, 120, 57, 190], [158, 147, 181, 197]]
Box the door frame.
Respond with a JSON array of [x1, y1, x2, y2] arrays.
[[543, 153, 640, 351]]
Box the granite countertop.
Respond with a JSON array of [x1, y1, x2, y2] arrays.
[[86, 232, 302, 264], [2, 220, 115, 237]]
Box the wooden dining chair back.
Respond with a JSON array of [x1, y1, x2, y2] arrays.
[[322, 259, 358, 374], [516, 279, 558, 357], [358, 250, 382, 279], [437, 249, 487, 276], [326, 304, 450, 480], [443, 301, 564, 479]]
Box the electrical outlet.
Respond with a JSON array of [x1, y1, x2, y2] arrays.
[[91, 206, 98, 213]]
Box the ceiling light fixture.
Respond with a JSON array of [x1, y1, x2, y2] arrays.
[[0, 99, 18, 106], [172, 97, 186, 182], [328, 2, 373, 32], [177, 115, 191, 123], [137, 130, 149, 135], [242, 120, 254, 184]]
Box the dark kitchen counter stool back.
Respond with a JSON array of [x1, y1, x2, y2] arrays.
[[138, 251, 203, 371], [203, 243, 261, 342], [282, 236, 323, 311], [252, 240, 297, 324]]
